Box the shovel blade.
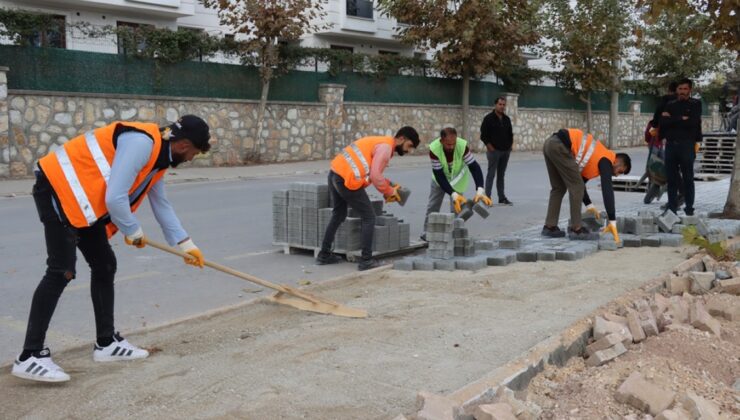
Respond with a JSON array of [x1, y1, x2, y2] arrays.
[[267, 293, 367, 318]]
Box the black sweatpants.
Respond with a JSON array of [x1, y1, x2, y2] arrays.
[[23, 172, 117, 351], [665, 141, 695, 215], [320, 171, 375, 260]]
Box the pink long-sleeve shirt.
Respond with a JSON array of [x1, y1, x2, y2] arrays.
[[370, 143, 394, 196]]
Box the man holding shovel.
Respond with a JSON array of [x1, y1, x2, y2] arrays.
[[420, 127, 490, 240], [317, 126, 419, 271], [12, 116, 211, 383]]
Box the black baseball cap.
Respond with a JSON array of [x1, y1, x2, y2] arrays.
[[169, 115, 211, 152]]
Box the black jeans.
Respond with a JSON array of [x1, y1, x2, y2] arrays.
[[23, 172, 117, 351], [321, 171, 375, 259], [485, 149, 511, 200], [665, 141, 695, 214]]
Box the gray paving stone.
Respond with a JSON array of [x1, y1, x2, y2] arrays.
[[455, 257, 487, 271], [599, 240, 618, 251], [457, 204, 474, 221], [393, 258, 414, 271], [537, 250, 557, 261], [474, 240, 494, 251], [556, 250, 581, 261], [671, 224, 685, 234], [622, 235, 642, 247], [498, 237, 522, 249], [473, 202, 490, 218], [657, 210, 680, 233], [516, 250, 538, 262], [453, 218, 465, 229], [413, 259, 435, 271], [657, 233, 683, 247], [681, 215, 700, 226], [453, 228, 468, 238], [486, 250, 517, 266], [434, 259, 457, 271], [695, 219, 710, 236], [397, 187, 411, 206], [641, 235, 662, 247], [426, 232, 451, 242], [568, 231, 600, 240]]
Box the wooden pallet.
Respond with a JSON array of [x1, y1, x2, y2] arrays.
[[274, 241, 428, 262], [610, 175, 648, 192]]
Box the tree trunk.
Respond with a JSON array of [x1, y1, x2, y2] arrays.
[[586, 91, 593, 133], [253, 77, 271, 162], [722, 124, 740, 219], [608, 90, 618, 149], [461, 68, 470, 141]]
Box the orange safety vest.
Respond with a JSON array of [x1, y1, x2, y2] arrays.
[[38, 122, 166, 238], [567, 128, 616, 180], [330, 136, 395, 190]]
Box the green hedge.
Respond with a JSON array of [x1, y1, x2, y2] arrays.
[[1, 45, 702, 114]]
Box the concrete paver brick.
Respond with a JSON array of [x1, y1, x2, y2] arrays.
[[586, 333, 625, 356], [615, 372, 676, 416], [657, 233, 683, 247], [537, 250, 556, 261], [474, 403, 517, 420], [555, 250, 581, 261], [599, 240, 618, 251], [666, 275, 691, 295], [585, 342, 627, 366], [415, 391, 460, 420], [680, 391, 721, 420], [487, 250, 517, 266], [393, 258, 415, 271], [474, 240, 494, 251], [690, 301, 721, 336], [621, 235, 642, 247], [473, 202, 490, 218], [641, 235, 662, 247], [626, 309, 646, 343], [718, 278, 740, 295], [516, 251, 538, 262], [688, 271, 715, 294], [455, 257, 487, 271], [593, 316, 633, 344], [657, 210, 680, 232], [498, 237, 522, 249], [413, 259, 436, 271], [680, 215, 700, 226], [434, 260, 456, 271]]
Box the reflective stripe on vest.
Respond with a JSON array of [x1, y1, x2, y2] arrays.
[[342, 142, 371, 182], [85, 131, 112, 183], [55, 147, 97, 225], [575, 133, 598, 170]]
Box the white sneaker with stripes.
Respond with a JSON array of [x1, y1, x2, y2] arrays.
[[93, 333, 149, 362], [11, 348, 70, 382]]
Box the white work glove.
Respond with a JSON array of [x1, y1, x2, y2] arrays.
[[179, 238, 204, 268], [473, 187, 492, 206], [124, 227, 146, 248], [585, 204, 600, 220]]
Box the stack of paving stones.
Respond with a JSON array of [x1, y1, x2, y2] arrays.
[[273, 183, 410, 255], [393, 210, 740, 272]]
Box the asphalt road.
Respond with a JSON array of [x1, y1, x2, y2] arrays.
[[0, 149, 651, 363]]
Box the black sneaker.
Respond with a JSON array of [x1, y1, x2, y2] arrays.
[[541, 225, 566, 238], [419, 233, 427, 242], [499, 198, 513, 206], [358, 258, 380, 271], [316, 251, 343, 265], [568, 226, 596, 240]]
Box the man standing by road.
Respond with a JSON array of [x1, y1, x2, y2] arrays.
[[480, 96, 514, 205], [420, 127, 490, 241], [660, 78, 703, 216], [316, 127, 420, 271], [12, 116, 211, 383], [541, 128, 631, 241]]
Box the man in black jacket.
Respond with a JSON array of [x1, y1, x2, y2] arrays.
[[660, 78, 702, 216], [480, 97, 514, 205]]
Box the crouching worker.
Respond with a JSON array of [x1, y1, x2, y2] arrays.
[[317, 127, 420, 271]]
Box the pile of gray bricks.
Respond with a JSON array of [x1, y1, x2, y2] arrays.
[[273, 183, 411, 255], [426, 212, 454, 259], [453, 219, 475, 257]]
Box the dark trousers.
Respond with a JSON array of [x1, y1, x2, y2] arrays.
[[23, 172, 117, 351], [485, 149, 510, 200], [543, 135, 584, 228], [665, 141, 695, 214], [321, 171, 375, 260]]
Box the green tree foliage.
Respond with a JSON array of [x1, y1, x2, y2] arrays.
[[201, 0, 327, 162], [543, 0, 632, 132], [630, 7, 725, 94], [0, 8, 65, 47], [378, 0, 540, 139]]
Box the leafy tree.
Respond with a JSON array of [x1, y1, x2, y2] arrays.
[[544, 0, 632, 133], [201, 0, 326, 162], [630, 7, 725, 93], [378, 0, 540, 140], [638, 0, 740, 219]]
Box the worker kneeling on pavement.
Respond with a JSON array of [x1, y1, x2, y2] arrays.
[[12, 116, 211, 383], [542, 128, 631, 241], [317, 126, 420, 271], [421, 127, 490, 241]]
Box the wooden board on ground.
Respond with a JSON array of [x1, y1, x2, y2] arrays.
[[273, 241, 428, 262]]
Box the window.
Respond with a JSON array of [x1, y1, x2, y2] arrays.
[[23, 15, 66, 48], [346, 0, 373, 19], [378, 50, 399, 56], [117, 21, 153, 55]]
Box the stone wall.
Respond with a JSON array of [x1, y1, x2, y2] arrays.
[[0, 67, 720, 179]]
